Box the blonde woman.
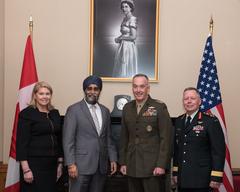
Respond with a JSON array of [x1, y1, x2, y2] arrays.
[[16, 81, 63, 192]]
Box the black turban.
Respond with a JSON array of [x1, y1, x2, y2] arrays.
[[83, 75, 102, 91]]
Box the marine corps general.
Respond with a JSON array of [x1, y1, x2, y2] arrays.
[[119, 73, 173, 192]]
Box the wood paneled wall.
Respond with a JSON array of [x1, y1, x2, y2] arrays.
[[0, 162, 7, 192]]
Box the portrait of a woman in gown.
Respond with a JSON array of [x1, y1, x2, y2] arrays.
[[113, 0, 138, 78]]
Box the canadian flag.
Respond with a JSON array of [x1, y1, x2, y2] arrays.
[[4, 35, 38, 192]]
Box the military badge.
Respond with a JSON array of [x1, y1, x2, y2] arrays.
[[146, 125, 153, 132], [193, 125, 204, 131], [142, 106, 157, 116]]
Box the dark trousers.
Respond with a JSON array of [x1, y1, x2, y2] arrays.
[[69, 169, 106, 192], [178, 188, 213, 192], [128, 176, 165, 192]]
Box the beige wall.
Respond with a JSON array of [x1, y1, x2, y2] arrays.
[[0, 0, 4, 162], [2, 0, 240, 167]]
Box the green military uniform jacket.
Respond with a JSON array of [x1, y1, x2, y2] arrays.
[[119, 96, 173, 177], [173, 111, 226, 188]]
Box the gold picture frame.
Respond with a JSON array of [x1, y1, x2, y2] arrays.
[[90, 0, 159, 82]]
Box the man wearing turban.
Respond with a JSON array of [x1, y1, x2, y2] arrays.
[[63, 75, 117, 192]]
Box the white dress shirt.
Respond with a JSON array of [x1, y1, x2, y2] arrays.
[[85, 100, 103, 128]]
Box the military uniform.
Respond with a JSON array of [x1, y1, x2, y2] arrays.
[[173, 111, 226, 191], [119, 96, 172, 192]]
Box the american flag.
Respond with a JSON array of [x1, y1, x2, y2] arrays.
[[197, 35, 234, 192]]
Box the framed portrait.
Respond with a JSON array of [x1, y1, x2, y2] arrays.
[[90, 0, 159, 82]]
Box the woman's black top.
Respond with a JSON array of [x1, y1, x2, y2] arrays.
[[16, 106, 63, 161]]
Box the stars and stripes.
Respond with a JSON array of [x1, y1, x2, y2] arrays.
[[197, 35, 234, 192]]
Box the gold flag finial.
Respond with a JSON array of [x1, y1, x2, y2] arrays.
[[29, 15, 33, 37], [209, 16, 213, 36]]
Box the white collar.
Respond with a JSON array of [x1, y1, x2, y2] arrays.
[[186, 110, 198, 121], [84, 99, 100, 109]]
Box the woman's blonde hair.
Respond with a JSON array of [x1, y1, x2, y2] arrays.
[[29, 81, 54, 110]]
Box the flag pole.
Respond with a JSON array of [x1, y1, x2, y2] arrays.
[[209, 16, 213, 36], [29, 15, 33, 39], [4, 15, 38, 192]]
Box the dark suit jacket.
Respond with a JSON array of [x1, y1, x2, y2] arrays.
[[63, 99, 117, 175], [119, 96, 173, 177], [173, 111, 226, 188], [16, 106, 62, 160]]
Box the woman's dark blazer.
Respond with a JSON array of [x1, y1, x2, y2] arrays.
[[16, 106, 62, 161]]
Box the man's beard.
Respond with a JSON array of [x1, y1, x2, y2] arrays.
[[85, 93, 99, 105]]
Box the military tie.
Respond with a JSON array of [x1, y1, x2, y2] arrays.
[[91, 105, 101, 135], [185, 116, 191, 128], [137, 104, 142, 114]]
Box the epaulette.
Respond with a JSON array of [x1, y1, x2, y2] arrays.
[[203, 112, 215, 117]]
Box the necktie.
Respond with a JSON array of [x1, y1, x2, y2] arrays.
[[185, 116, 191, 128], [91, 105, 101, 135], [137, 104, 142, 114]]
